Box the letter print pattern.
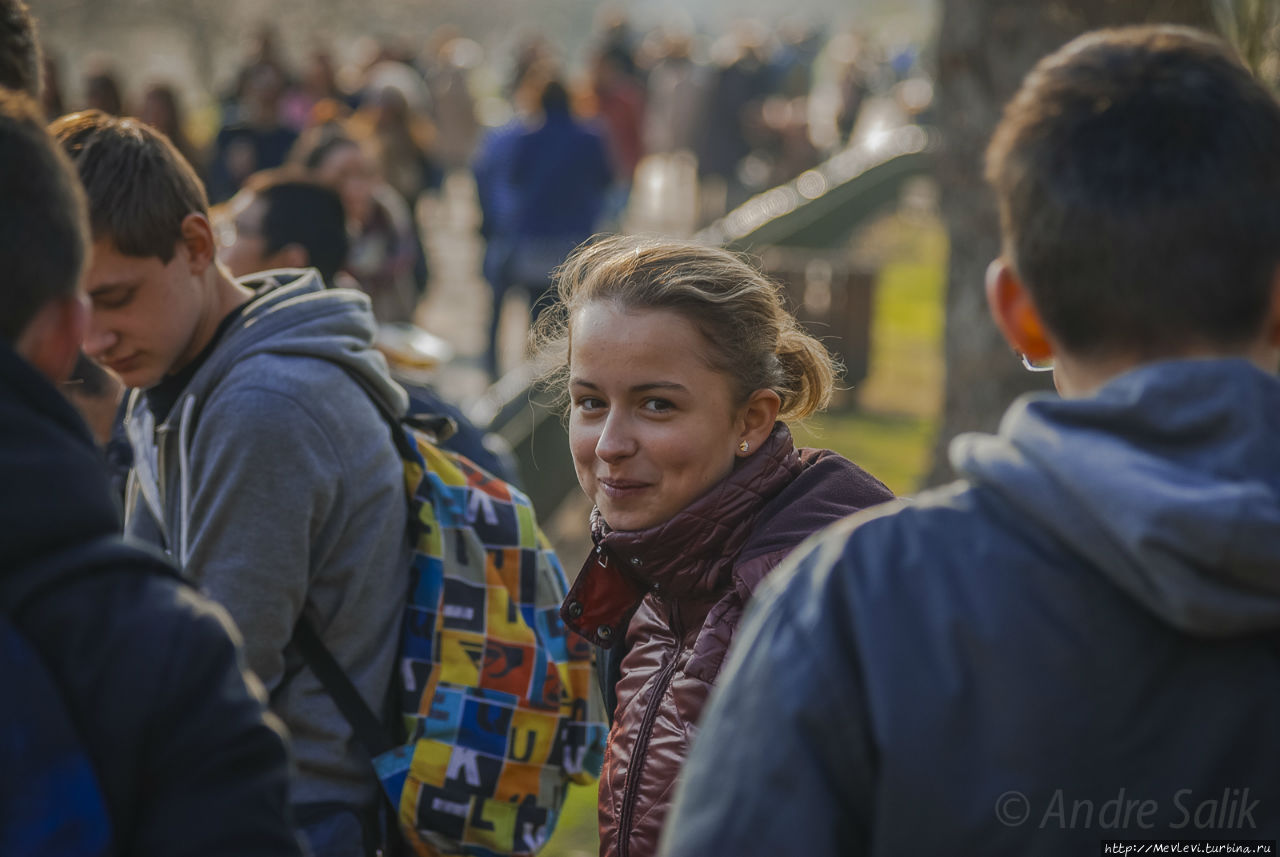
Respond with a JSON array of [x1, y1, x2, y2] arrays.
[[374, 437, 607, 857]]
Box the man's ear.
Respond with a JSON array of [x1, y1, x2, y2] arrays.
[[15, 295, 89, 383], [180, 212, 217, 275], [735, 388, 782, 458], [265, 243, 310, 271], [985, 258, 1054, 365]]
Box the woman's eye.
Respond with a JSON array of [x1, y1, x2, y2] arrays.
[[642, 398, 674, 413], [576, 396, 605, 412]]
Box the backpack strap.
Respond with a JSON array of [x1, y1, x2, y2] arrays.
[[292, 618, 397, 759]]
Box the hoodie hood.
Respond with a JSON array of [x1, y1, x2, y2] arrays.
[[182, 269, 407, 422], [0, 341, 119, 573], [951, 358, 1280, 637]]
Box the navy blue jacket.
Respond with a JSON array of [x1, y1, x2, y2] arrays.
[[663, 359, 1280, 856], [510, 108, 612, 240], [0, 340, 302, 856]]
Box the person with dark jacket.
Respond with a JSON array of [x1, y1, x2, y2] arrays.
[[532, 235, 894, 857], [662, 27, 1280, 856], [0, 87, 300, 857], [508, 79, 612, 323]]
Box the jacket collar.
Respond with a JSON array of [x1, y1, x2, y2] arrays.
[[563, 423, 803, 647]]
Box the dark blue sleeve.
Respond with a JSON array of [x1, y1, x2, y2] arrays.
[[659, 527, 875, 857]]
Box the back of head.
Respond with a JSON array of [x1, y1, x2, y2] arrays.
[[0, 0, 39, 98], [243, 167, 349, 284], [49, 110, 208, 262], [0, 89, 87, 343], [540, 79, 570, 115], [536, 234, 836, 421], [986, 26, 1280, 360]]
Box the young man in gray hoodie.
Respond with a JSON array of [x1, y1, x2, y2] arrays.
[[52, 110, 411, 856], [663, 26, 1280, 857]]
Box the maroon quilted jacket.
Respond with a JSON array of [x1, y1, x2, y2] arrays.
[[561, 423, 894, 857]]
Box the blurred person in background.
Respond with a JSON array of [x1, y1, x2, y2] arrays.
[[83, 64, 124, 115], [472, 57, 546, 380], [293, 128, 423, 323], [139, 82, 205, 183], [0, 0, 39, 98], [506, 78, 611, 361], [585, 44, 645, 228], [217, 167, 349, 286], [695, 27, 772, 221], [642, 30, 703, 158], [208, 62, 298, 203], [281, 47, 345, 131], [351, 84, 441, 210], [350, 83, 440, 295], [420, 27, 481, 171], [39, 54, 62, 116], [533, 235, 893, 857]]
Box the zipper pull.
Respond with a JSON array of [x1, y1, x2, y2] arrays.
[[596, 545, 609, 568]]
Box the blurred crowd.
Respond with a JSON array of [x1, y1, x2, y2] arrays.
[[37, 16, 929, 380]]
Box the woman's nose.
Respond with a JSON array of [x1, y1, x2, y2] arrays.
[[595, 412, 637, 462]]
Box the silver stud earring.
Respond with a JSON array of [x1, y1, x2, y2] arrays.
[[739, 440, 750, 453]]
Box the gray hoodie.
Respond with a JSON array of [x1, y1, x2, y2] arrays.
[[124, 269, 411, 807], [952, 356, 1280, 636]]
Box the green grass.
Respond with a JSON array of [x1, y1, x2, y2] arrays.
[[542, 782, 600, 857], [796, 213, 948, 497]]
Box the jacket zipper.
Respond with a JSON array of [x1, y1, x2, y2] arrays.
[[616, 600, 684, 857]]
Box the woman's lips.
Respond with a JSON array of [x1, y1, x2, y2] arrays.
[[599, 477, 651, 498]]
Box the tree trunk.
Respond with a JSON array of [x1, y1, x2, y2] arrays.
[[927, 0, 1217, 486]]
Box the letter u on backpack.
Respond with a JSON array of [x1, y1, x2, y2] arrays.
[[299, 414, 607, 857]]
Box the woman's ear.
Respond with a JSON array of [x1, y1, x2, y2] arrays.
[[985, 258, 1054, 365], [735, 388, 782, 457]]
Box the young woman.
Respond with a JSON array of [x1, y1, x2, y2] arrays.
[[535, 235, 895, 857]]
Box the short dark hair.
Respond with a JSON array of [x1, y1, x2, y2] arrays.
[[243, 167, 349, 284], [0, 0, 40, 97], [541, 79, 569, 114], [0, 89, 88, 342], [49, 109, 209, 262], [986, 26, 1280, 359]]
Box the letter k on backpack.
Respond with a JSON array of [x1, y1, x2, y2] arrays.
[[296, 412, 607, 857]]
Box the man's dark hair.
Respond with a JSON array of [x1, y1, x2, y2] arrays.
[[0, 89, 87, 342], [0, 0, 40, 97], [986, 26, 1280, 359], [541, 79, 570, 114], [243, 167, 350, 284], [49, 109, 209, 262]]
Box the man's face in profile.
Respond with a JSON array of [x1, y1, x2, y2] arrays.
[[81, 237, 206, 389]]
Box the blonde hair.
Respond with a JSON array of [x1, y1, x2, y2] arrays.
[[533, 235, 837, 421]]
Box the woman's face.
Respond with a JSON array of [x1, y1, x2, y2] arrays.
[[568, 301, 744, 532]]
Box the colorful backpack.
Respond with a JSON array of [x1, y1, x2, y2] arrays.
[[296, 414, 607, 857]]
